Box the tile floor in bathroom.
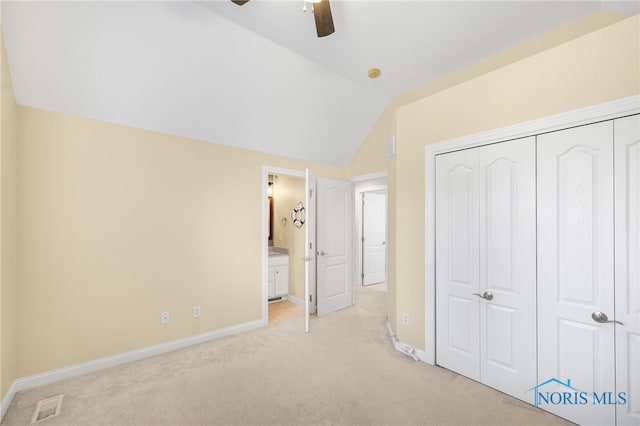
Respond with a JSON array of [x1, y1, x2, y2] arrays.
[[268, 299, 304, 324]]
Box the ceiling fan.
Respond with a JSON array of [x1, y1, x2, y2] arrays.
[[230, 0, 335, 38]]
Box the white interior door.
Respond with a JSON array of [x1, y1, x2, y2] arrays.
[[478, 137, 537, 402], [537, 121, 615, 426], [436, 147, 480, 381], [435, 137, 537, 397], [362, 191, 386, 286], [615, 115, 640, 426], [304, 169, 317, 332], [317, 177, 352, 316]]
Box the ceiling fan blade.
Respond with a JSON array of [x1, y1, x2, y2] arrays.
[[313, 0, 335, 38], [231, 0, 250, 5]]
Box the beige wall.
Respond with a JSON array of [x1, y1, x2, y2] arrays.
[[3, 8, 638, 389], [391, 14, 640, 348], [347, 10, 627, 180], [347, 10, 636, 348], [271, 174, 305, 300], [16, 106, 344, 377], [1, 32, 18, 399]]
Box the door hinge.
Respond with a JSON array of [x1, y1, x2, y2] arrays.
[[361, 273, 364, 279], [361, 236, 365, 242], [309, 189, 313, 197], [309, 295, 312, 302]]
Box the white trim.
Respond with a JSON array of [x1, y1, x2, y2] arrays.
[[427, 95, 640, 157], [386, 321, 428, 363], [1, 381, 18, 422], [351, 174, 388, 292], [412, 347, 429, 364], [286, 294, 305, 307], [264, 166, 305, 180], [424, 95, 640, 366], [4, 319, 263, 409], [337, 173, 389, 302], [354, 184, 388, 288], [261, 166, 305, 328], [349, 171, 387, 183]]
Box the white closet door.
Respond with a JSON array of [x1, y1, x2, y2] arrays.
[[436, 148, 480, 381], [615, 114, 640, 426], [537, 121, 615, 426], [478, 138, 537, 402], [436, 137, 536, 394]]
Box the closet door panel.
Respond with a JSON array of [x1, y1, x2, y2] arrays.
[[435, 149, 480, 380], [479, 137, 537, 402], [537, 121, 615, 426], [615, 114, 640, 426]]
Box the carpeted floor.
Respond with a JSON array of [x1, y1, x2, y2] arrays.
[[2, 283, 569, 425]]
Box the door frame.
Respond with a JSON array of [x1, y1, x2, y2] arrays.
[[261, 166, 306, 326], [424, 95, 640, 365], [361, 190, 387, 286], [351, 173, 387, 297]]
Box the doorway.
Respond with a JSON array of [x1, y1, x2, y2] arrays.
[[262, 167, 356, 331], [262, 167, 310, 328], [353, 174, 387, 289], [362, 190, 386, 286]]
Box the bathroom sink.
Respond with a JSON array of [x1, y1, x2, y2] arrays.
[[268, 247, 288, 256]]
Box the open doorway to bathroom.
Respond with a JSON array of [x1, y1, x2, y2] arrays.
[[263, 169, 308, 325]]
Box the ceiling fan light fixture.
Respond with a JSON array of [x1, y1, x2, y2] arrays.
[[368, 68, 381, 79], [231, 0, 333, 37]]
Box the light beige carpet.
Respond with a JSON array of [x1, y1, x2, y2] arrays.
[[2, 284, 569, 426]]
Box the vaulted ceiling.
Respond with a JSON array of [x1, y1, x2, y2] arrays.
[[2, 1, 638, 167]]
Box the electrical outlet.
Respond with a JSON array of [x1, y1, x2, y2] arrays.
[[160, 311, 170, 325], [402, 313, 410, 325], [193, 306, 201, 318]]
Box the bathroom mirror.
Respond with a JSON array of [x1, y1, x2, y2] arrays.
[[268, 186, 274, 243]]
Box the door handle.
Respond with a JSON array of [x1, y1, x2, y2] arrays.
[[472, 291, 493, 301], [591, 311, 623, 325], [318, 251, 328, 256], [300, 256, 314, 262]]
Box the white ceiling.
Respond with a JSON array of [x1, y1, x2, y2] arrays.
[[1, 1, 638, 167]]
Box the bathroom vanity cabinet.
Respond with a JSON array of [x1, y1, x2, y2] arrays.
[[268, 254, 289, 300]]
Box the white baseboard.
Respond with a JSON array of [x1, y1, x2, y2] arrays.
[[0, 319, 263, 422], [412, 347, 430, 364], [286, 294, 317, 314], [386, 321, 430, 364], [286, 294, 304, 307], [1, 380, 18, 421]]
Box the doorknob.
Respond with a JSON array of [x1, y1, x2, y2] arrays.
[[591, 311, 623, 325], [318, 251, 328, 256], [472, 291, 493, 301]]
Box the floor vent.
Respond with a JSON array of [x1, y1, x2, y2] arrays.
[[31, 395, 64, 423]]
